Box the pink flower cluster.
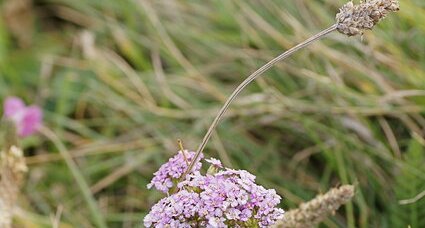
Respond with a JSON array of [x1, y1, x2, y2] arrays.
[[145, 154, 284, 227], [3, 97, 42, 137], [147, 150, 203, 193]]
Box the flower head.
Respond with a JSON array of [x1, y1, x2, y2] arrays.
[[147, 150, 203, 193], [143, 189, 200, 227], [145, 162, 284, 227], [336, 0, 400, 36], [273, 185, 355, 228], [3, 97, 42, 137]]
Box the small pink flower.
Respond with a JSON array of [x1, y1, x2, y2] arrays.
[[3, 97, 43, 137]]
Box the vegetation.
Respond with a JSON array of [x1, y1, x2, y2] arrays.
[[0, 0, 424, 227]]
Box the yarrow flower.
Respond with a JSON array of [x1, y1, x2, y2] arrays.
[[3, 97, 42, 137], [147, 150, 203, 193], [145, 156, 284, 227], [143, 189, 201, 227]]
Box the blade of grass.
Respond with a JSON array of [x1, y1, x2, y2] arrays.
[[38, 126, 107, 228]]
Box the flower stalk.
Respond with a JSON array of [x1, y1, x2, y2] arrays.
[[183, 25, 338, 179], [183, 0, 400, 181]]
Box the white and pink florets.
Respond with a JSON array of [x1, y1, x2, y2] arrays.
[[147, 150, 203, 193], [145, 153, 284, 227]]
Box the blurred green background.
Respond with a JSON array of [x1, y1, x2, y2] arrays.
[[0, 0, 424, 227]]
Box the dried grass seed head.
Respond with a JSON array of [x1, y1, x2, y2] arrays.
[[273, 185, 355, 228], [336, 0, 400, 36]]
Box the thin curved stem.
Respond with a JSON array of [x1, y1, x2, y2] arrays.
[[183, 24, 338, 178]]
